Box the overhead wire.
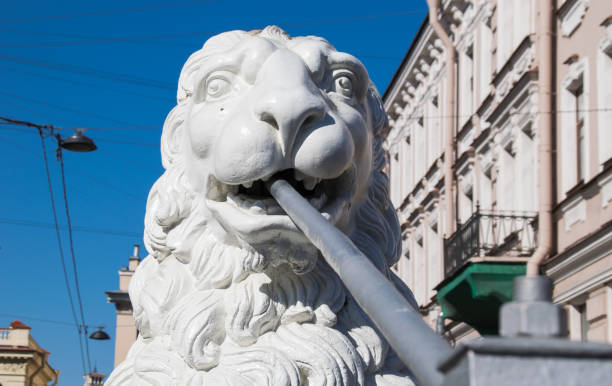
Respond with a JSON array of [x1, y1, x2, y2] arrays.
[[0, 64, 172, 102], [0, 217, 141, 238], [0, 105, 160, 131], [36, 127, 88, 375], [0, 10, 428, 48], [0, 0, 217, 24], [55, 135, 92, 371], [0, 312, 137, 329], [0, 123, 144, 201], [0, 54, 175, 90], [0, 27, 195, 48], [0, 92, 159, 128]]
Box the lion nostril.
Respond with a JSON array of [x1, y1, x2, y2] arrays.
[[259, 112, 279, 130]]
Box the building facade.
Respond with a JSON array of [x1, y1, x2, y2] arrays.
[[383, 0, 612, 343], [0, 320, 59, 385], [106, 245, 140, 368]]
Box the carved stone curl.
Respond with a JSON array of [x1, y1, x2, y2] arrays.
[[106, 26, 417, 386]]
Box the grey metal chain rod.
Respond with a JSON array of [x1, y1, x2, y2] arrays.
[[265, 178, 451, 386]]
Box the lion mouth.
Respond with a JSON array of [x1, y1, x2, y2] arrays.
[[229, 169, 327, 215], [207, 169, 337, 215], [206, 167, 354, 222]]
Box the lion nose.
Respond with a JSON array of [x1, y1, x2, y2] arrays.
[[254, 87, 326, 156]]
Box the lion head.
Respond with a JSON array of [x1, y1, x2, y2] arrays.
[[106, 26, 417, 386]]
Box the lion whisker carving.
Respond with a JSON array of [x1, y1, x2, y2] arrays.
[[106, 26, 417, 386]]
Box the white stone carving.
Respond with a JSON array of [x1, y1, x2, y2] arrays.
[[106, 26, 416, 386], [564, 196, 586, 231], [559, 0, 590, 37], [600, 173, 612, 209], [495, 42, 535, 103]]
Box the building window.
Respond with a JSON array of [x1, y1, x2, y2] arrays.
[[479, 18, 493, 103], [402, 134, 413, 197], [414, 119, 425, 180], [413, 230, 426, 306], [427, 96, 440, 166], [597, 35, 612, 167], [560, 58, 589, 196], [497, 0, 533, 68], [390, 149, 401, 207], [427, 221, 441, 298], [460, 45, 474, 126], [575, 85, 587, 182]]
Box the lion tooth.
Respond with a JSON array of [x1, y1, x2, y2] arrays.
[[249, 201, 265, 214], [303, 176, 317, 190], [294, 170, 305, 181], [242, 181, 253, 189]]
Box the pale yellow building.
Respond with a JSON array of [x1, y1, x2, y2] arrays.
[[105, 245, 140, 368], [0, 320, 59, 386]]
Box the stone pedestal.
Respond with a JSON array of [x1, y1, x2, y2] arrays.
[[439, 337, 612, 386]]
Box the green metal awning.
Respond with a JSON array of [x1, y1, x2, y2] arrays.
[[436, 262, 526, 335]]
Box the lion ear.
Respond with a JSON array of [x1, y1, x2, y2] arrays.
[[160, 105, 187, 170]]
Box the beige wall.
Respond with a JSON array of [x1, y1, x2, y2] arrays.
[[547, 0, 612, 344], [107, 249, 140, 368], [113, 312, 137, 368]]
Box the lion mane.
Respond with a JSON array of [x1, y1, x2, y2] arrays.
[[106, 27, 417, 386]]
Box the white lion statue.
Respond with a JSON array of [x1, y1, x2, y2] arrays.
[[107, 26, 418, 386]]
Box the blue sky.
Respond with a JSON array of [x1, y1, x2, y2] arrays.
[[0, 0, 425, 383]]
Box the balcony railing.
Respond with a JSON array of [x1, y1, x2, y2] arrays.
[[443, 208, 538, 278]]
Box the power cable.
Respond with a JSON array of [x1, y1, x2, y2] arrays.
[[93, 137, 159, 147], [0, 217, 141, 238], [0, 108, 160, 131], [0, 313, 75, 326], [37, 128, 88, 375], [0, 92, 158, 127], [0, 65, 171, 102], [0, 312, 137, 328], [0, 130, 143, 201], [0, 0, 216, 24], [0, 121, 143, 203], [0, 54, 174, 90], [0, 27, 195, 48], [55, 135, 92, 372], [0, 28, 403, 59], [0, 10, 428, 48]]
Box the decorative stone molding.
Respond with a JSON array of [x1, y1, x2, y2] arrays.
[[496, 123, 517, 156], [559, 0, 590, 37], [598, 25, 612, 57], [563, 196, 587, 231], [599, 172, 612, 208], [562, 57, 587, 91], [494, 39, 535, 103]]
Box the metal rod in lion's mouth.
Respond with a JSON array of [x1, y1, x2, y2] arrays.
[[265, 178, 451, 386]]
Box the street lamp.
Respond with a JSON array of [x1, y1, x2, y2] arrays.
[[60, 129, 97, 152], [89, 326, 110, 341]]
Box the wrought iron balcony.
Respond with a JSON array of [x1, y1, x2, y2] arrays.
[[443, 208, 538, 278]]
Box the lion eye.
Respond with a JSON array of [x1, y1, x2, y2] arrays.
[[206, 77, 230, 99], [334, 75, 354, 98]]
